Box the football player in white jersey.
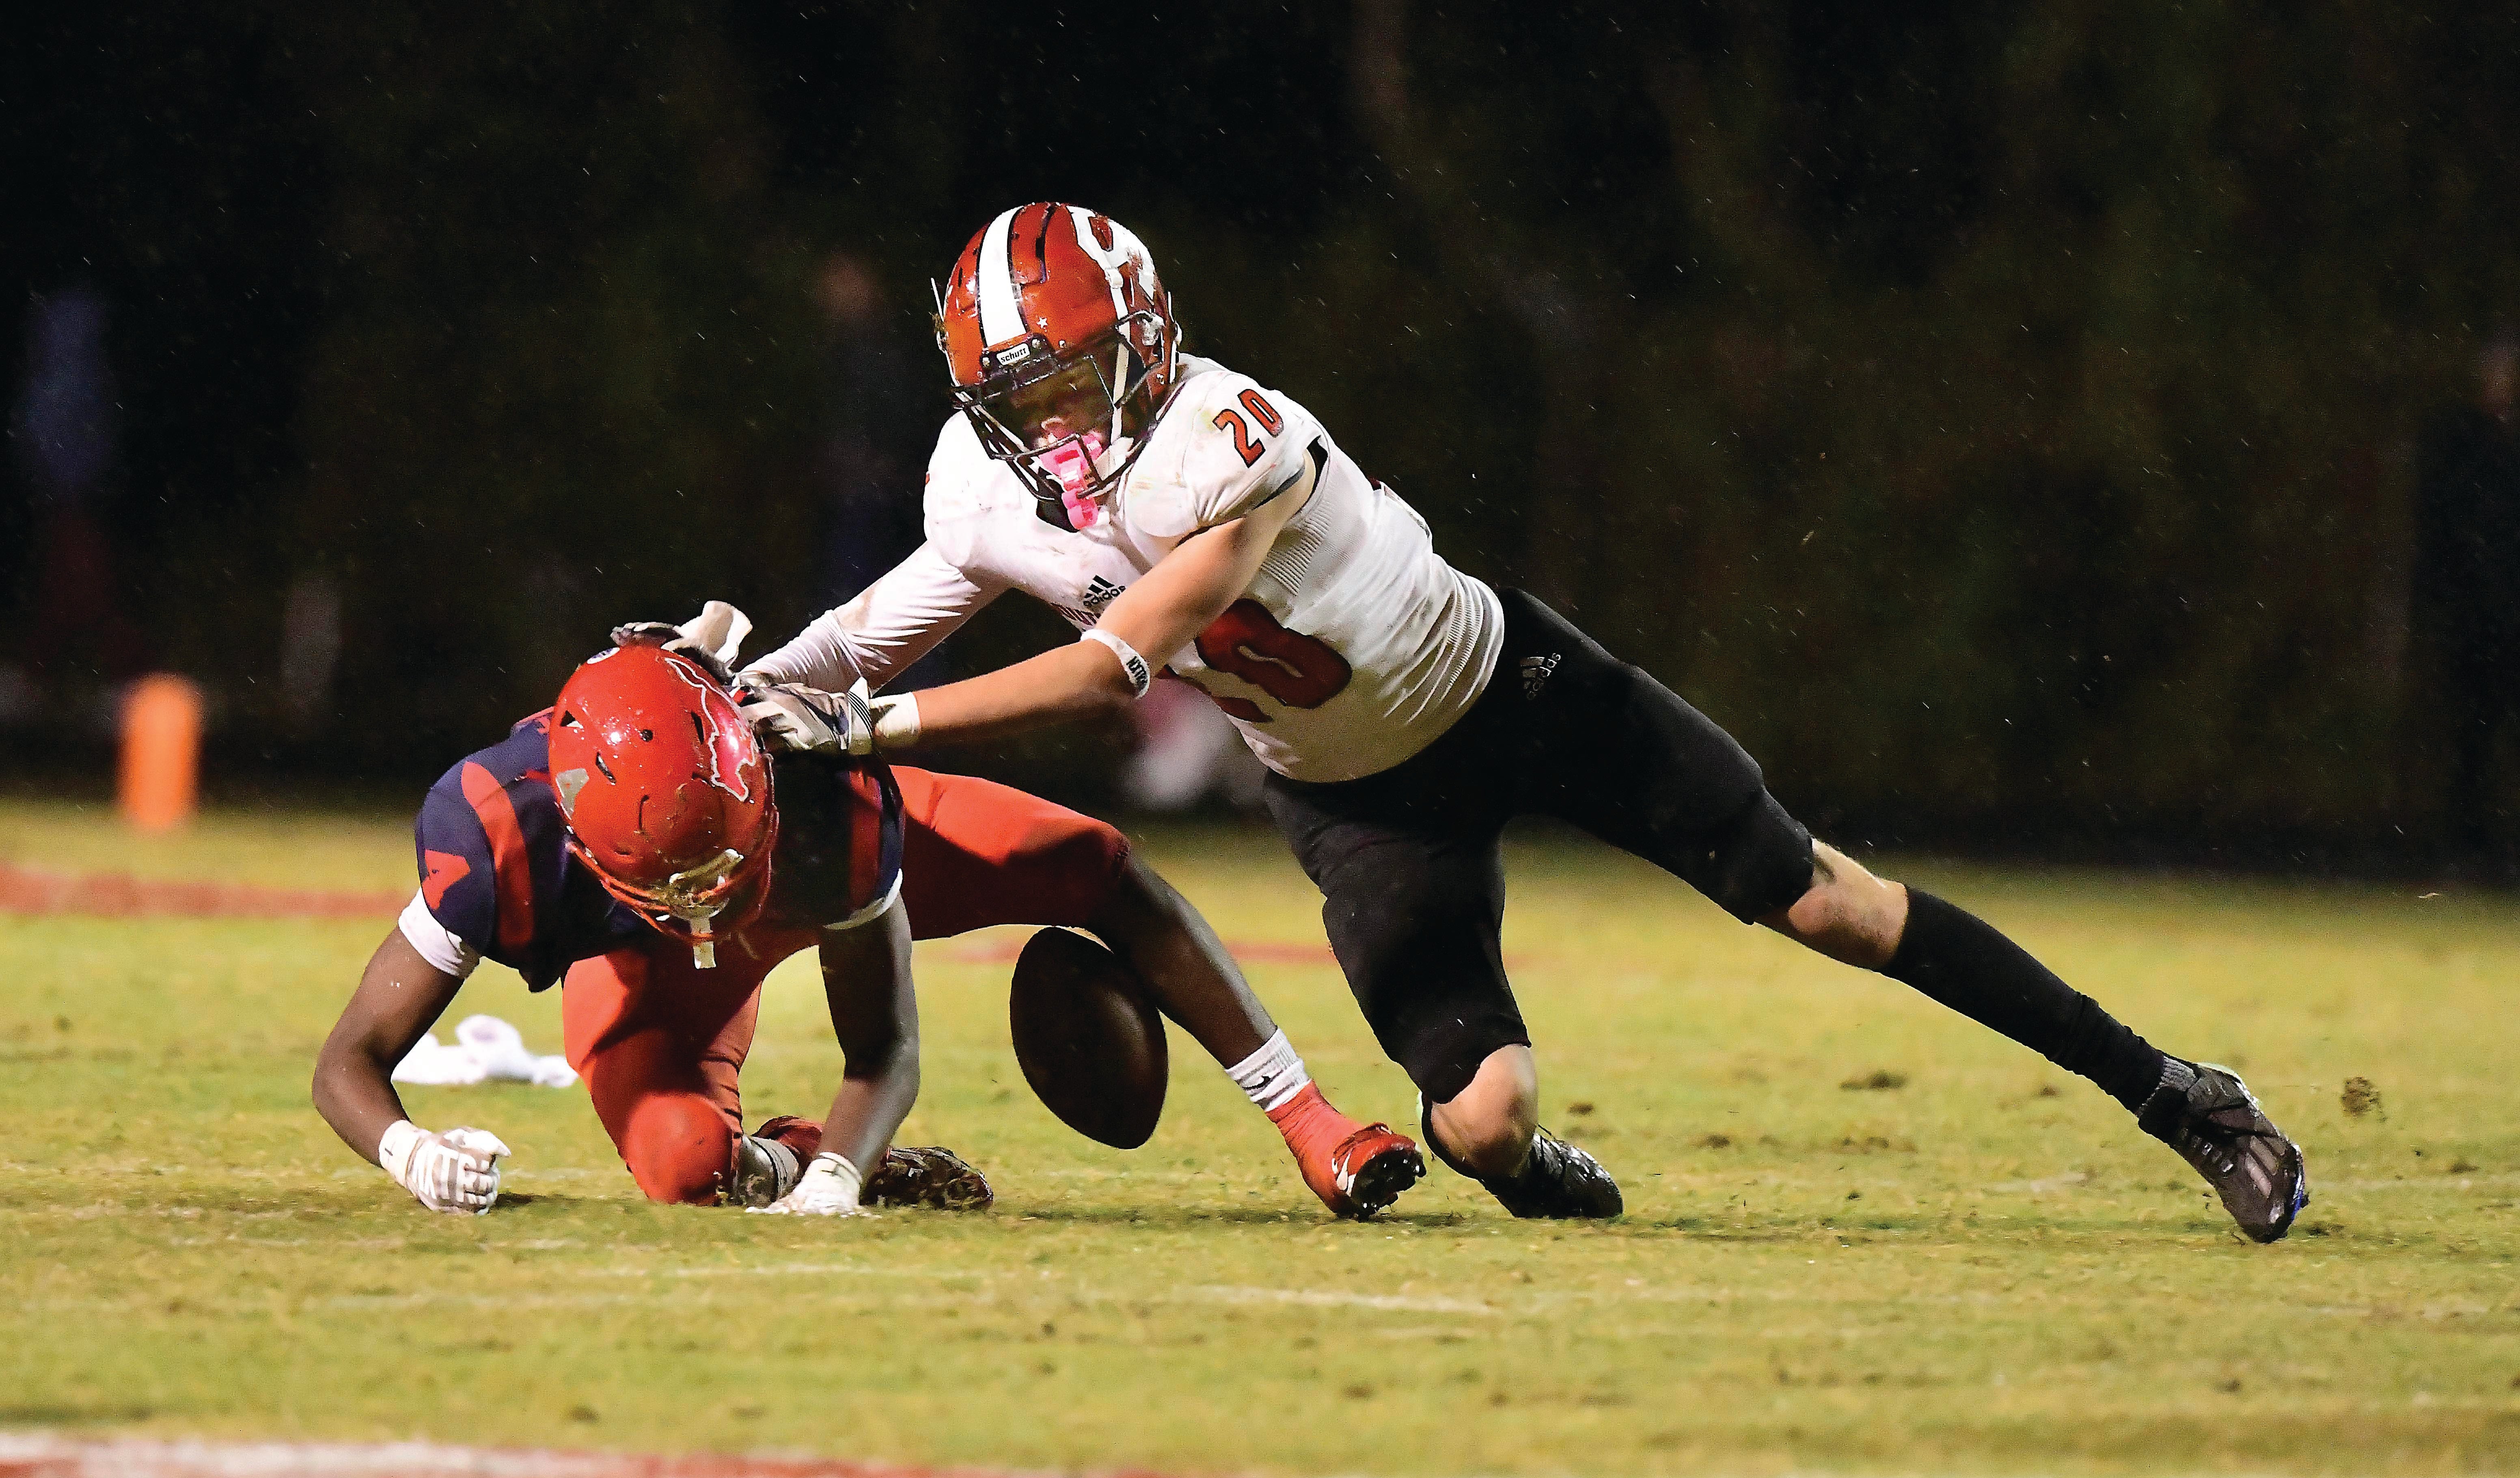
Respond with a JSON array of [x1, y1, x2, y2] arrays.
[[737, 202, 2308, 1240]]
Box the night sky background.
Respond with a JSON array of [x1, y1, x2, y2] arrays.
[[7, 1, 2520, 864]]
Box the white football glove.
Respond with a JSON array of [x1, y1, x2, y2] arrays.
[[610, 600, 752, 685], [378, 1119, 510, 1215], [736, 678, 876, 757], [749, 1151, 872, 1217]]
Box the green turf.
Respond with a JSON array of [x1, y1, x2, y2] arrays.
[[2, 797, 2516, 1475]]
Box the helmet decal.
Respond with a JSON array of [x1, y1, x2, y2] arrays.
[[1066, 208, 1153, 323], [663, 655, 755, 804], [553, 766, 589, 817]]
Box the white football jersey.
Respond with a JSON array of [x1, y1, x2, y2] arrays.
[[753, 355, 1502, 784]]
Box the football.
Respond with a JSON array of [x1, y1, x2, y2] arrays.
[[1008, 926, 1169, 1149]]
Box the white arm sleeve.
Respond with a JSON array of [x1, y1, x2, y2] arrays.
[[747, 543, 1005, 692], [398, 890, 482, 979]]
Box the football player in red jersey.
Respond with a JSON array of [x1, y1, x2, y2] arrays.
[[312, 614, 1422, 1217], [733, 203, 2308, 1241]]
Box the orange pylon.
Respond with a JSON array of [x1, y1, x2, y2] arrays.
[[119, 674, 203, 834]]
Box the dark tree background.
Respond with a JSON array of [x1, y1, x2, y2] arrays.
[[6, 2, 2518, 860]]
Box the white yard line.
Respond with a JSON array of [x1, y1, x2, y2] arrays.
[[1182, 1284, 1501, 1316], [0, 1434, 2370, 1478], [0, 1435, 1040, 1478]]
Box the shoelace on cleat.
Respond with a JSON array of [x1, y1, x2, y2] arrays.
[[2175, 1089, 2293, 1186]]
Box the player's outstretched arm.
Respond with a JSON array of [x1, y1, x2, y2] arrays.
[[876, 476, 1313, 754], [759, 897, 921, 1216], [744, 544, 1006, 695], [313, 927, 509, 1214]]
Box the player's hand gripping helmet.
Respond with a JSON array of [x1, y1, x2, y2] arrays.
[[933, 202, 1180, 531], [547, 643, 778, 969]]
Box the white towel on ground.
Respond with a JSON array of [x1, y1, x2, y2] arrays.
[[392, 1014, 576, 1089]]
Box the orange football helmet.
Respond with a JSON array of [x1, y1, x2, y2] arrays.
[[932, 201, 1180, 528], [547, 643, 777, 968]]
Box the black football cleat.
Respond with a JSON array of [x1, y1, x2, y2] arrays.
[[863, 1145, 995, 1211], [2138, 1061, 2307, 1243], [1483, 1126, 1625, 1219]]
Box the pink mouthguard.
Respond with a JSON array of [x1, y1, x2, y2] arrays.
[[1040, 432, 1108, 528]]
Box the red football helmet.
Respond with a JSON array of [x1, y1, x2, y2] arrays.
[[933, 202, 1180, 527], [547, 644, 778, 968]]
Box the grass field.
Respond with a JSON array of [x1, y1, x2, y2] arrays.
[[3, 796, 2516, 1476]]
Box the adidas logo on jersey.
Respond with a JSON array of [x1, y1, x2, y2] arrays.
[[1520, 653, 1561, 699], [1081, 576, 1125, 611]]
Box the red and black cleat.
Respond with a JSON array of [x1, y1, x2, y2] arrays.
[[1315, 1121, 1426, 1219], [1271, 1082, 1425, 1218]]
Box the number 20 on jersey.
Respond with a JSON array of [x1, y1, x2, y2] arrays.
[[1212, 389, 1284, 467]]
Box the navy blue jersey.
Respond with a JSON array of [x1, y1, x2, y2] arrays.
[[414, 712, 903, 989]]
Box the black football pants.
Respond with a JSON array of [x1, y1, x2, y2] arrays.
[[1262, 589, 1815, 1101]]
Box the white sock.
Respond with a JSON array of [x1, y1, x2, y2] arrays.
[[1225, 1029, 1312, 1112]]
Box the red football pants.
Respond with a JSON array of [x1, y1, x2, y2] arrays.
[[561, 766, 1130, 1204]]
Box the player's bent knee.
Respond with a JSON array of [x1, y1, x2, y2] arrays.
[[1028, 817, 1134, 927], [620, 1095, 737, 1205], [1436, 1099, 1530, 1158], [1431, 1111, 1528, 1177], [1092, 850, 1170, 926], [1428, 1051, 1540, 1176]]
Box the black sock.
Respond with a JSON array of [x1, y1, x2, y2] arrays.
[[1879, 890, 2168, 1113]]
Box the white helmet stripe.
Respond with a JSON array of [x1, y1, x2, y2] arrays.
[[975, 206, 1024, 347]]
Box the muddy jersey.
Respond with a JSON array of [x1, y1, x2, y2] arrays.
[[399, 712, 903, 987], [907, 356, 1502, 782]]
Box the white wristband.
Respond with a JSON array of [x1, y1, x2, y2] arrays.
[[1079, 627, 1153, 698], [377, 1118, 423, 1185]]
